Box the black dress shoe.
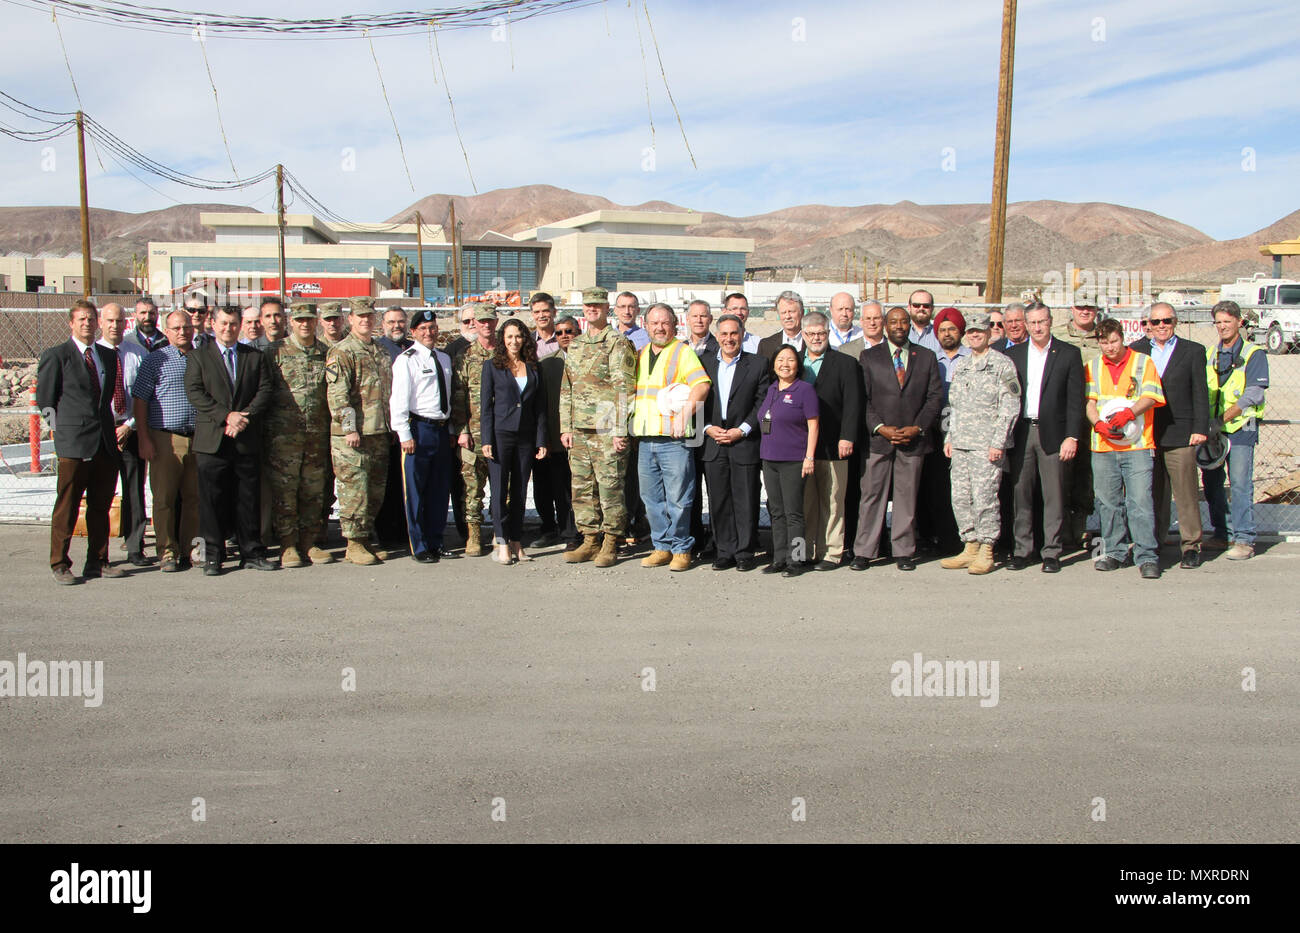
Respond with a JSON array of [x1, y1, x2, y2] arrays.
[[532, 532, 561, 549], [160, 559, 180, 573], [412, 551, 435, 563], [1180, 550, 1200, 569], [850, 557, 871, 572], [1041, 557, 1061, 574], [735, 556, 757, 572], [814, 560, 838, 572], [437, 547, 461, 560], [1094, 557, 1120, 571], [761, 561, 786, 575], [1140, 562, 1162, 580], [782, 564, 806, 578], [127, 553, 155, 567], [1008, 555, 1029, 571], [241, 556, 279, 571], [712, 556, 736, 571], [895, 557, 917, 571], [204, 561, 222, 577]]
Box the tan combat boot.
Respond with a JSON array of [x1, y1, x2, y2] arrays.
[[940, 541, 979, 570], [668, 552, 692, 572], [592, 533, 620, 568], [302, 531, 334, 565], [345, 539, 379, 566], [564, 533, 600, 563], [640, 549, 672, 568], [280, 536, 305, 568], [967, 543, 996, 575], [464, 522, 484, 557]]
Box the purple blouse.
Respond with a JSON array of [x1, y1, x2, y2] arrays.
[[757, 379, 819, 462]]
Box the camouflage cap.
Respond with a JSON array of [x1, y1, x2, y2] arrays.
[[289, 302, 318, 319], [472, 303, 497, 322], [319, 301, 344, 319], [582, 286, 609, 305], [964, 311, 992, 331], [348, 296, 377, 315], [409, 308, 438, 329]]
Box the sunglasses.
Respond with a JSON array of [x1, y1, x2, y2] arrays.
[[910, 302, 933, 309], [1148, 317, 1174, 325], [555, 329, 577, 336]]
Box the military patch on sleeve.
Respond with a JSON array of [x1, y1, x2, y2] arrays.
[[325, 361, 340, 383]]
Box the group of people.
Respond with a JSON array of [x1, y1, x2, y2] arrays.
[[37, 282, 1268, 584]]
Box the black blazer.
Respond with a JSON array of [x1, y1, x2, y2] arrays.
[[688, 334, 720, 360], [699, 351, 770, 465], [539, 354, 567, 452], [183, 340, 274, 455], [1130, 337, 1209, 447], [480, 359, 548, 451], [807, 350, 863, 460], [1005, 339, 1084, 455], [991, 336, 1029, 354], [757, 331, 802, 365], [36, 339, 118, 460], [859, 341, 944, 456]]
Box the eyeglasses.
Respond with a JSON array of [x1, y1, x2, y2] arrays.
[[1148, 317, 1174, 325], [910, 302, 933, 309]]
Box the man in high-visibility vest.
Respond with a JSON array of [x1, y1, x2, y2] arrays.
[[1084, 318, 1166, 579], [1203, 300, 1268, 560], [633, 303, 711, 572]]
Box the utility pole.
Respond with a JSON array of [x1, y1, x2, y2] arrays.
[[75, 111, 91, 298], [275, 164, 287, 303], [415, 210, 427, 307], [449, 200, 461, 305], [985, 0, 1017, 307]]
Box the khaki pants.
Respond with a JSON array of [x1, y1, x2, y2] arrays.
[[149, 428, 199, 563], [1153, 444, 1202, 549], [803, 458, 849, 562]]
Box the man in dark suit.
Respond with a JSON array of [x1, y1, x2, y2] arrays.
[[685, 299, 719, 557], [1131, 303, 1209, 568], [535, 316, 580, 549], [184, 305, 277, 575], [37, 299, 125, 584], [851, 307, 944, 571], [700, 314, 770, 571], [799, 312, 863, 570], [1004, 304, 1084, 572]]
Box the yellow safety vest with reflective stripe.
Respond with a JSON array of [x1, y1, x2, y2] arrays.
[[631, 339, 708, 437], [1207, 341, 1265, 434]]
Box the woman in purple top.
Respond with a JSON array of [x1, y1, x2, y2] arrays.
[[757, 345, 820, 577]]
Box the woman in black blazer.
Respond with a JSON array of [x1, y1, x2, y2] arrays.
[[480, 319, 548, 563]]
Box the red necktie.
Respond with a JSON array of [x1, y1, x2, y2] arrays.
[[83, 347, 100, 399], [112, 349, 127, 418], [894, 349, 906, 387]]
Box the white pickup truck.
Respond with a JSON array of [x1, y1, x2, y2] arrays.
[[1219, 275, 1300, 354]]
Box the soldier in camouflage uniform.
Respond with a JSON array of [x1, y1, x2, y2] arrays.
[[265, 302, 335, 567], [559, 286, 637, 567], [450, 303, 498, 556], [326, 296, 393, 565], [316, 301, 347, 544], [940, 311, 1021, 575], [1051, 295, 1104, 549]]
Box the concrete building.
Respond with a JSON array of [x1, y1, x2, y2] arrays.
[[0, 254, 131, 294]]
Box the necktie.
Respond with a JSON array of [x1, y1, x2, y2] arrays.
[[894, 349, 905, 387], [225, 347, 237, 387], [112, 349, 127, 418], [83, 346, 100, 399], [430, 350, 448, 416]]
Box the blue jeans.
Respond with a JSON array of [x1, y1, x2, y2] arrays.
[[1203, 440, 1256, 545], [1092, 449, 1158, 566], [638, 438, 695, 554]]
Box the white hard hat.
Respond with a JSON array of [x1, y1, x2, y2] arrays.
[[1099, 398, 1143, 447], [657, 383, 691, 415]]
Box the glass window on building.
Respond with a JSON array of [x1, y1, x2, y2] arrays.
[[594, 248, 747, 289]]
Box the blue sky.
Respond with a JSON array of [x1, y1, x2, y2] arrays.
[[0, 0, 1295, 240]]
